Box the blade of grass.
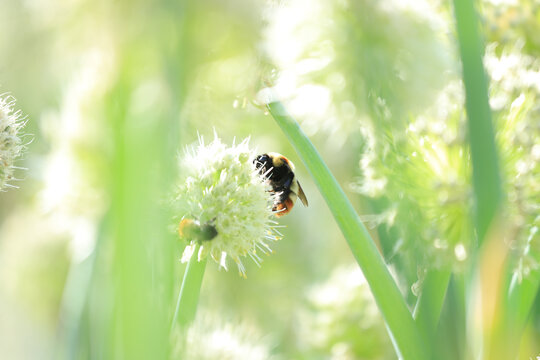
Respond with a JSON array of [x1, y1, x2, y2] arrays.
[[507, 268, 540, 338], [491, 251, 540, 359], [267, 101, 428, 360], [109, 64, 173, 359], [55, 247, 97, 360], [413, 268, 452, 337], [452, 0, 502, 244], [506, 268, 540, 333], [452, 1, 507, 358], [435, 274, 467, 360], [171, 246, 207, 329], [55, 216, 112, 360]]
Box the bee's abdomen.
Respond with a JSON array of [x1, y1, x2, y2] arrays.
[[273, 189, 297, 216], [273, 197, 295, 217]]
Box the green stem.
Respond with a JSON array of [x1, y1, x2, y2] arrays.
[[413, 269, 452, 338], [267, 101, 428, 360], [172, 245, 207, 329]]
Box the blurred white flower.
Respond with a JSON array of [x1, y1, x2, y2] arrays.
[[495, 93, 540, 279], [485, 43, 540, 111], [0, 95, 27, 191], [0, 208, 70, 323], [39, 48, 114, 261], [354, 80, 473, 269], [175, 136, 279, 277], [298, 265, 393, 360], [172, 311, 274, 360], [354, 44, 540, 275], [484, 0, 518, 5], [262, 0, 452, 145]]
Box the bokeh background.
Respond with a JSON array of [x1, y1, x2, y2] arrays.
[[0, 0, 539, 359]]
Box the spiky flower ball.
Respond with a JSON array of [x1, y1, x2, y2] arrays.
[[175, 136, 279, 277], [0, 95, 26, 191]]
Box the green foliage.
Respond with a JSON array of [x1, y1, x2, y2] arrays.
[[0, 0, 539, 359]]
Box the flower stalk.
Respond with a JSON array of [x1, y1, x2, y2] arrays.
[[172, 245, 208, 329]]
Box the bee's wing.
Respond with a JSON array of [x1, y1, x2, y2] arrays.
[[296, 181, 309, 207], [358, 214, 387, 229]]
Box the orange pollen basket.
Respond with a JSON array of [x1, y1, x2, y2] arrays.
[[274, 198, 295, 217]]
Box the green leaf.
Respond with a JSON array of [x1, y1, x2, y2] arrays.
[[267, 101, 429, 360], [452, 0, 502, 243]]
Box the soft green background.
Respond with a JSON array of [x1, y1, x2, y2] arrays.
[[0, 0, 539, 359]]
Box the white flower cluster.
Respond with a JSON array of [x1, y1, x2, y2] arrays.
[[354, 80, 473, 269], [175, 136, 279, 277], [298, 265, 393, 359], [355, 44, 540, 275], [485, 43, 540, 111], [0, 95, 26, 191], [172, 311, 273, 360]]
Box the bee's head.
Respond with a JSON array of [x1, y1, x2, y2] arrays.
[[253, 153, 272, 172]]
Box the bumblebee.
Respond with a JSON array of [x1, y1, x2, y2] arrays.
[[178, 218, 218, 243], [253, 152, 308, 217]]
